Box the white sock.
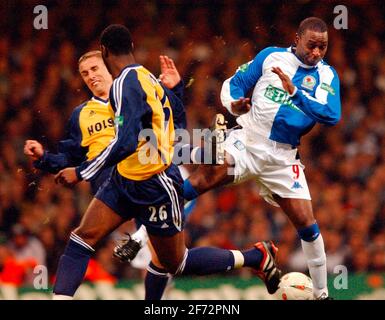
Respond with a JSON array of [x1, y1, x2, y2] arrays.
[[131, 224, 149, 246], [301, 234, 328, 299], [52, 294, 73, 300], [230, 250, 245, 269]]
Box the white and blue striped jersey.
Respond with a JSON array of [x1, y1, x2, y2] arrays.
[[221, 46, 341, 146]]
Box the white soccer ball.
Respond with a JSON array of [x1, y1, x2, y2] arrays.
[[274, 272, 314, 300]]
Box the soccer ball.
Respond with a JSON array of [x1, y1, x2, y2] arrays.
[[274, 272, 314, 300]]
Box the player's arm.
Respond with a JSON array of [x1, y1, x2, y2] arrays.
[[221, 47, 275, 115], [25, 109, 86, 174], [74, 70, 150, 182], [273, 66, 341, 125], [29, 142, 78, 174]]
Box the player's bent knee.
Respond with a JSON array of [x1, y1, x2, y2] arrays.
[[292, 211, 315, 229], [166, 264, 179, 275], [156, 257, 180, 274], [72, 228, 100, 247], [156, 251, 187, 275]]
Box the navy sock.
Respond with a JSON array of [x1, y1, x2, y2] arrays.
[[181, 247, 235, 275], [183, 179, 199, 201], [241, 248, 263, 268], [145, 262, 170, 300], [53, 234, 94, 296]]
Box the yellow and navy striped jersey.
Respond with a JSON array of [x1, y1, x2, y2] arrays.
[[34, 96, 115, 174], [79, 97, 115, 160], [77, 64, 182, 181]]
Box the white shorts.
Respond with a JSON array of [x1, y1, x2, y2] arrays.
[[224, 128, 311, 207]]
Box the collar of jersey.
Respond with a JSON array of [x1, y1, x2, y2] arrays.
[[116, 63, 142, 78], [288, 46, 320, 70], [92, 96, 109, 105]]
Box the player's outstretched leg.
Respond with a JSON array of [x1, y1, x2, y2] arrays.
[[173, 113, 227, 167], [273, 196, 329, 299], [149, 232, 282, 298], [183, 163, 234, 201], [178, 241, 281, 294], [53, 199, 124, 299]]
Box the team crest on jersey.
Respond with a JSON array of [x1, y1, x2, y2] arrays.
[[115, 115, 124, 127], [301, 75, 316, 90], [233, 140, 245, 151], [89, 110, 96, 117]]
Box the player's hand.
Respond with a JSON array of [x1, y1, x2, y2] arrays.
[[230, 98, 251, 115], [55, 167, 79, 188], [272, 67, 295, 95], [159, 55, 181, 89], [24, 140, 44, 160]]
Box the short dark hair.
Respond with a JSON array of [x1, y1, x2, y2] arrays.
[[100, 24, 133, 55], [297, 17, 328, 36]]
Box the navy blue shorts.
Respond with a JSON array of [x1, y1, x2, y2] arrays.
[[95, 164, 185, 237], [90, 166, 114, 195]]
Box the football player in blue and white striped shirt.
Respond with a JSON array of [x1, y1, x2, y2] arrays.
[[184, 17, 341, 300]]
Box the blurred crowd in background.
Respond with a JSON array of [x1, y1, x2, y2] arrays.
[[1, 0, 385, 289]]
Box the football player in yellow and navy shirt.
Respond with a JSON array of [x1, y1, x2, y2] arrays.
[[25, 48, 188, 300], [53, 24, 279, 300], [24, 51, 186, 195], [24, 51, 114, 194]]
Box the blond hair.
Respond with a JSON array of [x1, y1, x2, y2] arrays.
[[78, 50, 102, 65]]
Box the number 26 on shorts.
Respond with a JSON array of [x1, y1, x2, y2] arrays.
[[148, 205, 168, 222]]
